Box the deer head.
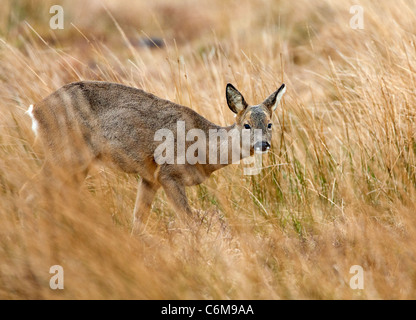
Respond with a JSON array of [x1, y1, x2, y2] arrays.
[[226, 83, 286, 154]]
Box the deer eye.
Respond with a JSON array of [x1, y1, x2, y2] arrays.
[[244, 124, 251, 129], [268, 123, 272, 129]]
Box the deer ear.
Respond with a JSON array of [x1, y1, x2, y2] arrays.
[[226, 83, 248, 114], [263, 84, 286, 112]]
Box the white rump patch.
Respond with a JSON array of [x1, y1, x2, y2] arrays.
[[26, 104, 39, 136]]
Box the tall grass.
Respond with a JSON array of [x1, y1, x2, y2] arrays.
[[1, 0, 416, 299]]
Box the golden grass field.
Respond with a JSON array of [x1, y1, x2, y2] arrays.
[[2, 0, 416, 299]]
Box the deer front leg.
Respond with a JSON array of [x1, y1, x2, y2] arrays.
[[158, 175, 193, 220], [132, 178, 160, 234]]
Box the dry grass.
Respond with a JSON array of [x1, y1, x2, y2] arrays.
[[2, 0, 416, 299]]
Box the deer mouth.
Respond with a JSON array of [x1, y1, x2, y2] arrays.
[[254, 149, 270, 154]]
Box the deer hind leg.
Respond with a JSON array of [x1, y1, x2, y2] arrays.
[[20, 136, 92, 208], [42, 149, 92, 186], [20, 156, 91, 204], [132, 178, 160, 234]]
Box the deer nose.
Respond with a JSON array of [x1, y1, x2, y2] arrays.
[[254, 141, 270, 152]]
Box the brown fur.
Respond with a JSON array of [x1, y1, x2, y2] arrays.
[[30, 81, 285, 232]]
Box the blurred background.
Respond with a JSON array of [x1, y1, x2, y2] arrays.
[[2, 0, 416, 299]]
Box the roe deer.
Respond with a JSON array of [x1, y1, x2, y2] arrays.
[[27, 81, 286, 232]]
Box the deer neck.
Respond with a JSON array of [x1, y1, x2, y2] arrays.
[[205, 123, 250, 172]]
